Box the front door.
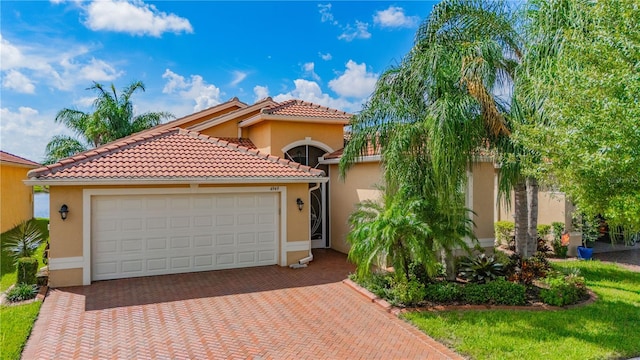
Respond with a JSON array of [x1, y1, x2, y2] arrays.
[[285, 145, 329, 248]]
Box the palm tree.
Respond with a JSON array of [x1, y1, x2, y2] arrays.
[[2, 220, 45, 264], [347, 188, 473, 281], [341, 0, 542, 262], [44, 81, 173, 164]]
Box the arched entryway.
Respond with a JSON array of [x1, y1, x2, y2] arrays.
[[284, 143, 330, 248]]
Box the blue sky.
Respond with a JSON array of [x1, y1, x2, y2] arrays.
[[1, 0, 437, 162]]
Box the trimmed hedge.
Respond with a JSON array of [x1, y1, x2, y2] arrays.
[[424, 279, 526, 306], [17, 257, 38, 285]]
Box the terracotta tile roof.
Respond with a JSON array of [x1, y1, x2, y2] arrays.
[[28, 129, 325, 181], [261, 100, 352, 120], [216, 138, 256, 149], [0, 151, 40, 167]]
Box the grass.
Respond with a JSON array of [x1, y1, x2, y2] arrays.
[[0, 218, 49, 292], [404, 260, 640, 360], [0, 218, 49, 360], [0, 301, 42, 360]]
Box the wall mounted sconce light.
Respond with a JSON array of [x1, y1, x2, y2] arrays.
[[59, 204, 69, 221], [296, 198, 304, 212]]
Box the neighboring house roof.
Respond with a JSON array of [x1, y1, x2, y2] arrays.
[[0, 151, 40, 168], [239, 99, 352, 127], [261, 100, 352, 120], [151, 97, 247, 133], [188, 97, 278, 132], [27, 128, 325, 184]]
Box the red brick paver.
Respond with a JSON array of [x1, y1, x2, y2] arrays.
[[23, 250, 461, 359]]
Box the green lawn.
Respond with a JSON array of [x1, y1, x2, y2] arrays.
[[0, 218, 49, 292], [404, 260, 640, 360], [0, 301, 42, 360], [0, 218, 49, 360]]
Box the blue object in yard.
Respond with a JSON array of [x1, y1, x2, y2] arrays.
[[577, 246, 593, 260]]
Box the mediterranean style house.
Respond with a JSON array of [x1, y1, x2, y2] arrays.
[[26, 97, 572, 287]]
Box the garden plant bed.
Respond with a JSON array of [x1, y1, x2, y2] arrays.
[[343, 278, 597, 316], [0, 284, 48, 306]]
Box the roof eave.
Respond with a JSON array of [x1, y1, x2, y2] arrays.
[[23, 176, 329, 186], [319, 155, 381, 165], [239, 114, 350, 128], [1, 161, 41, 169]]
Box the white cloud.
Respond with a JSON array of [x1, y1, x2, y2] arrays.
[[318, 3, 337, 25], [63, 58, 121, 84], [303, 62, 320, 81], [1, 35, 122, 91], [329, 60, 378, 98], [0, 106, 70, 163], [253, 85, 269, 102], [230, 71, 247, 86], [338, 21, 371, 41], [373, 6, 419, 28], [84, 0, 193, 37], [318, 4, 371, 42], [162, 69, 222, 112], [0, 35, 26, 71], [319, 52, 332, 61], [2, 70, 35, 94]]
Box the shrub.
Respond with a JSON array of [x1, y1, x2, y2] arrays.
[[6, 283, 38, 302], [540, 272, 587, 306], [508, 253, 550, 285], [17, 257, 38, 285], [551, 222, 565, 241], [424, 282, 462, 303], [551, 222, 568, 258], [389, 275, 426, 306], [351, 272, 393, 299], [462, 279, 526, 305], [458, 253, 505, 284], [537, 224, 551, 239], [494, 221, 515, 246]]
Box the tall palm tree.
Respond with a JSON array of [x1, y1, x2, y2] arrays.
[[44, 81, 173, 164], [340, 0, 542, 260]]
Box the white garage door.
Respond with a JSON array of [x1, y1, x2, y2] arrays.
[[91, 192, 279, 281]]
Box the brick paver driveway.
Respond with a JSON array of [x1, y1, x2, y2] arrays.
[[23, 250, 460, 359]]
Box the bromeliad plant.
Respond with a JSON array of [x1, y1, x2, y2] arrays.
[[458, 253, 505, 284]]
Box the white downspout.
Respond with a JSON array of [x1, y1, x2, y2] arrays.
[[290, 182, 320, 268]]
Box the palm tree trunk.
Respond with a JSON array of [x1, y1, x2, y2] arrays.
[[514, 180, 528, 256], [526, 177, 539, 256]]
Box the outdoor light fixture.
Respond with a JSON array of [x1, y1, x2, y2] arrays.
[[296, 198, 304, 212], [59, 204, 69, 221]]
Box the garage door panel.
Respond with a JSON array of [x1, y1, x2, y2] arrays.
[[171, 256, 191, 269], [258, 250, 276, 262], [170, 216, 190, 228], [238, 252, 255, 264], [92, 192, 279, 281]]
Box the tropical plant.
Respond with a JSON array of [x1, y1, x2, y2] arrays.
[[2, 220, 45, 264], [458, 253, 505, 284], [347, 189, 473, 281], [5, 283, 38, 302], [44, 81, 173, 164], [339, 0, 544, 264]]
